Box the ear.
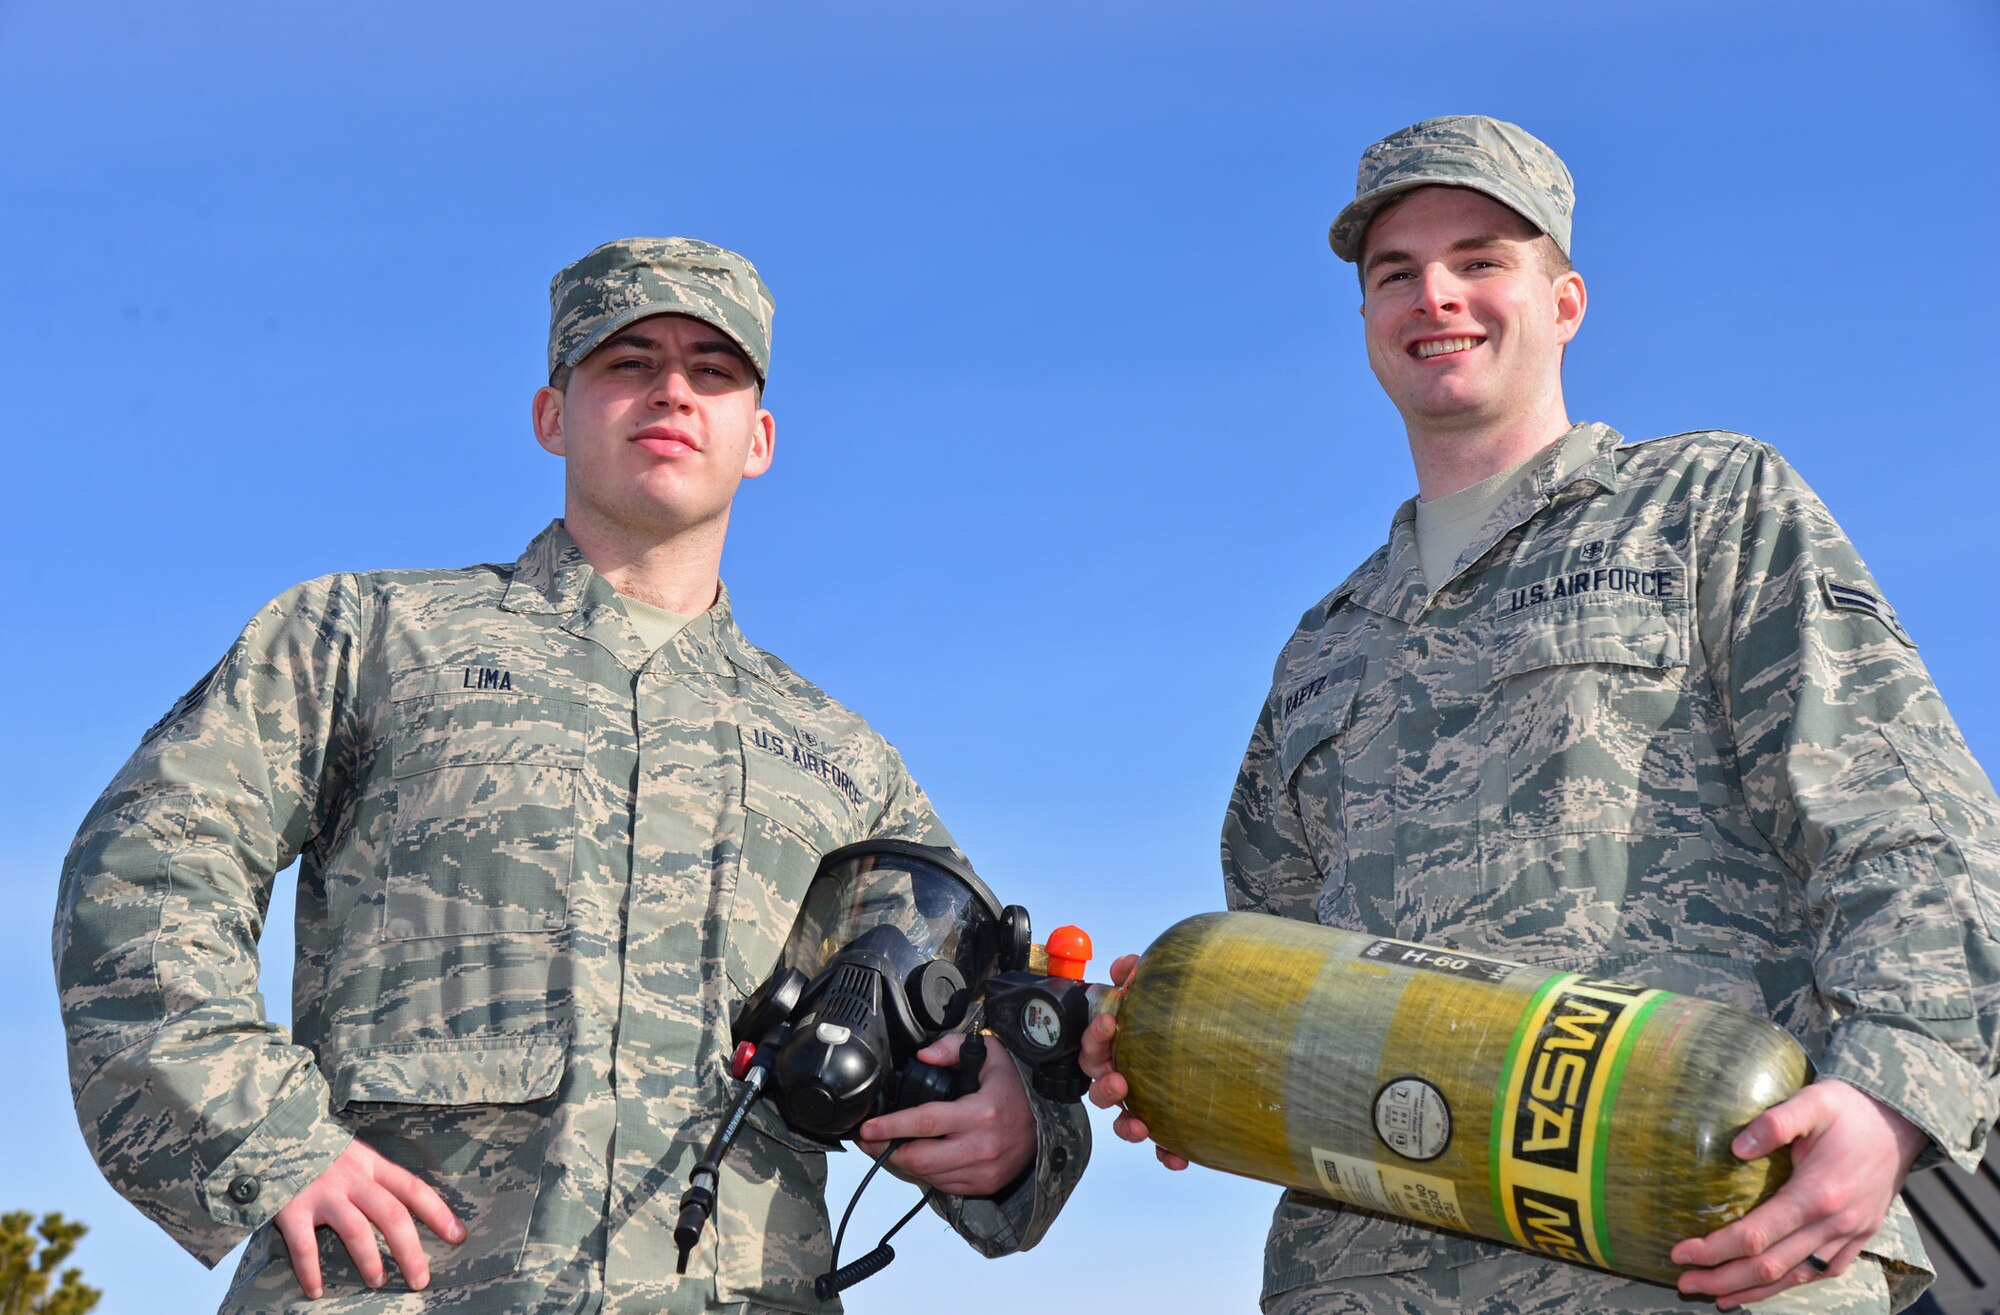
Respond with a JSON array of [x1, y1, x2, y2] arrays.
[[739, 408, 776, 481], [1553, 270, 1587, 346], [531, 385, 566, 456]]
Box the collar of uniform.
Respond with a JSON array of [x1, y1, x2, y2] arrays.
[[699, 581, 774, 681], [1534, 421, 1624, 500], [628, 580, 775, 681], [1456, 421, 1624, 577], [501, 521, 594, 615], [1347, 422, 1625, 622], [1362, 505, 1429, 621], [500, 521, 773, 679]]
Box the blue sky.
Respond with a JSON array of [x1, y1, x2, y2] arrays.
[[4, 3, 1996, 1310]]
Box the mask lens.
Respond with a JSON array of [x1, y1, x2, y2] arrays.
[[778, 841, 1002, 989]]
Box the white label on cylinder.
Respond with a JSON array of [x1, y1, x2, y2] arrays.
[[1373, 1077, 1451, 1161], [1314, 1149, 1469, 1232]]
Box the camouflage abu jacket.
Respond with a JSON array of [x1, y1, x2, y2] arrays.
[[1222, 424, 2000, 1311], [54, 521, 1088, 1314]]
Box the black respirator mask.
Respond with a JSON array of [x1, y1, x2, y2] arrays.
[[730, 838, 1029, 1141], [673, 839, 1031, 1295]]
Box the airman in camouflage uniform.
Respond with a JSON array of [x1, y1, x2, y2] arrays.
[[54, 237, 1088, 1314], [1084, 118, 1999, 1313]]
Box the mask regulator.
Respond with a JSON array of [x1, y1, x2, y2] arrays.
[[672, 838, 1103, 1298]]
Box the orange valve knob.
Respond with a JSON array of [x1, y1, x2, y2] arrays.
[[1045, 926, 1092, 980]]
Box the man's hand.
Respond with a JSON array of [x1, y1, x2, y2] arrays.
[[273, 1137, 465, 1299], [1670, 1078, 1927, 1311], [856, 1031, 1036, 1196], [1078, 953, 1188, 1171]]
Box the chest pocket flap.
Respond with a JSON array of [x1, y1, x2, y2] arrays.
[[1272, 651, 1368, 779], [1277, 656, 1366, 785], [1488, 601, 1688, 681], [741, 741, 853, 855]]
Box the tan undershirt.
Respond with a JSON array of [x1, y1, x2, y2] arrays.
[[1414, 450, 1542, 590], [616, 593, 696, 651]]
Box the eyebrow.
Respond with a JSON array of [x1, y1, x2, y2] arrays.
[[1363, 233, 1510, 277], [601, 330, 661, 352], [601, 330, 748, 364]]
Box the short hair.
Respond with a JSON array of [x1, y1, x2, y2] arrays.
[[1534, 235, 1574, 282]]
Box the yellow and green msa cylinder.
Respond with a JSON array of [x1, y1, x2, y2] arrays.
[[1112, 912, 1811, 1285]]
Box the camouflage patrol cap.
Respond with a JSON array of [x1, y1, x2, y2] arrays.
[[1329, 115, 1574, 264], [547, 237, 774, 383]]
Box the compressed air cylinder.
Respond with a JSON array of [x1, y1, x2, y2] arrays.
[[1112, 912, 1811, 1285]]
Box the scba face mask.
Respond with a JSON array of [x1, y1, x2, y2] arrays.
[[743, 839, 1029, 1140], [673, 839, 1033, 1292]]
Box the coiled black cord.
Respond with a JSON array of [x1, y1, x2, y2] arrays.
[[817, 1019, 990, 1300], [815, 1139, 934, 1300]]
